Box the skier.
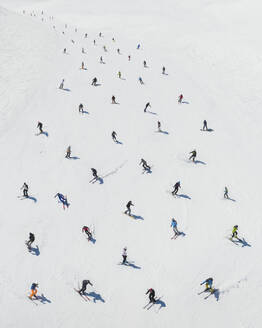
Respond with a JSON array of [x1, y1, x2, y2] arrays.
[[82, 226, 92, 240], [112, 131, 117, 142], [29, 282, 38, 300], [91, 168, 98, 182], [26, 232, 35, 249], [21, 182, 29, 197], [112, 95, 117, 104], [59, 79, 64, 89], [224, 186, 229, 199], [137, 44, 141, 50], [63, 48, 66, 54], [79, 103, 84, 113], [103, 45, 107, 52], [162, 66, 166, 74], [144, 102, 151, 112], [93, 39, 96, 45], [37, 122, 43, 134], [178, 94, 183, 103], [146, 288, 156, 303], [140, 158, 151, 171], [85, 33, 87, 38], [55, 193, 68, 207], [171, 218, 179, 235], [231, 225, 239, 240], [143, 60, 147, 68], [203, 120, 208, 131], [112, 37, 115, 42], [128, 55, 131, 61], [172, 181, 181, 196], [100, 56, 103, 63], [189, 150, 197, 162], [200, 278, 213, 291], [122, 247, 127, 264], [99, 32, 102, 37], [78, 280, 93, 295], [91, 77, 97, 86], [81, 61, 85, 69], [65, 146, 71, 158], [139, 77, 144, 84], [118, 71, 121, 79], [117, 48, 120, 54], [157, 121, 161, 132], [124, 201, 134, 216]]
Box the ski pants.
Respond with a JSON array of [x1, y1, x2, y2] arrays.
[[30, 289, 37, 299], [122, 255, 127, 264], [125, 208, 131, 216]]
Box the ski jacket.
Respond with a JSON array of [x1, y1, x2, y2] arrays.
[[201, 278, 213, 286], [122, 249, 127, 257], [146, 289, 155, 297], [171, 220, 177, 228], [31, 283, 38, 290], [82, 280, 92, 288], [29, 233, 35, 242]]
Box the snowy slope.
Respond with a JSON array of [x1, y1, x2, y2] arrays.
[[1, 1, 262, 327]]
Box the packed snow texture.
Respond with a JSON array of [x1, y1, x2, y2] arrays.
[[0, 0, 262, 327]]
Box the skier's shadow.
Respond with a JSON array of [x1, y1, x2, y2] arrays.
[[89, 236, 96, 244], [62, 88, 71, 92], [81, 111, 89, 114], [147, 111, 157, 115], [158, 130, 169, 135], [93, 84, 102, 87], [41, 131, 48, 137], [115, 140, 123, 145], [37, 293, 52, 304], [213, 289, 220, 301], [97, 177, 104, 184], [181, 101, 189, 104], [86, 291, 105, 303], [143, 168, 152, 174], [194, 160, 206, 165], [177, 194, 191, 200], [177, 231, 186, 237], [156, 299, 166, 309], [236, 238, 251, 248], [69, 156, 80, 160], [228, 197, 236, 202], [125, 261, 141, 269], [132, 214, 144, 220], [27, 196, 37, 203], [29, 245, 40, 256], [201, 129, 214, 132]]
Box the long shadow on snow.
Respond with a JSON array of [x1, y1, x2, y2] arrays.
[[27, 196, 37, 203], [156, 299, 166, 309], [132, 214, 144, 220], [62, 88, 71, 92], [115, 140, 123, 145], [86, 291, 105, 303], [158, 130, 169, 135], [69, 156, 80, 160], [235, 238, 251, 248], [177, 194, 191, 200], [29, 245, 40, 256], [37, 293, 52, 304], [147, 111, 157, 115], [124, 261, 141, 269], [194, 160, 206, 165]]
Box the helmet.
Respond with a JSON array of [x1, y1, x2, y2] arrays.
[[234, 225, 238, 228], [124, 247, 127, 250]]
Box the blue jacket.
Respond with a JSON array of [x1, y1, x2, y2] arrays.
[[171, 220, 177, 228], [31, 283, 37, 290]]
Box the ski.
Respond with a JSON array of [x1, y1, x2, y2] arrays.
[[74, 288, 90, 301], [146, 297, 161, 310], [27, 296, 38, 306]]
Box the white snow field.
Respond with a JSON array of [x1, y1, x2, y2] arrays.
[[1, 0, 262, 327]]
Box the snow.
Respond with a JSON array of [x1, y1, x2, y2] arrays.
[[0, 1, 262, 327]]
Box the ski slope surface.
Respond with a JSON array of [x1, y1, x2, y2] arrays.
[[1, 0, 262, 327]]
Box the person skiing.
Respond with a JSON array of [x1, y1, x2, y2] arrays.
[[63, 48, 66, 54], [146, 288, 156, 303], [200, 278, 213, 291], [128, 55, 131, 61], [117, 48, 120, 54], [79, 103, 84, 113], [29, 282, 38, 300], [21, 182, 29, 197], [82, 226, 92, 240], [55, 193, 69, 208], [85, 33, 88, 38], [99, 32, 102, 37], [59, 79, 64, 89], [157, 121, 161, 132], [178, 94, 183, 103], [112, 131, 117, 142], [112, 37, 115, 42], [103, 45, 107, 52], [118, 71, 121, 79], [171, 218, 179, 235], [78, 280, 93, 295], [93, 39, 96, 45], [172, 181, 181, 196], [231, 225, 239, 240], [122, 247, 127, 264], [65, 146, 71, 158], [189, 150, 197, 162], [139, 77, 144, 84], [140, 159, 151, 171], [26, 233, 35, 249], [112, 95, 116, 104], [82, 48, 85, 54], [224, 186, 229, 199], [124, 201, 134, 216], [143, 60, 147, 68], [203, 120, 208, 131], [100, 56, 103, 63], [91, 77, 97, 86], [81, 61, 85, 69], [137, 44, 141, 50], [91, 168, 98, 182], [162, 66, 166, 74], [144, 102, 151, 112], [37, 122, 43, 134]]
